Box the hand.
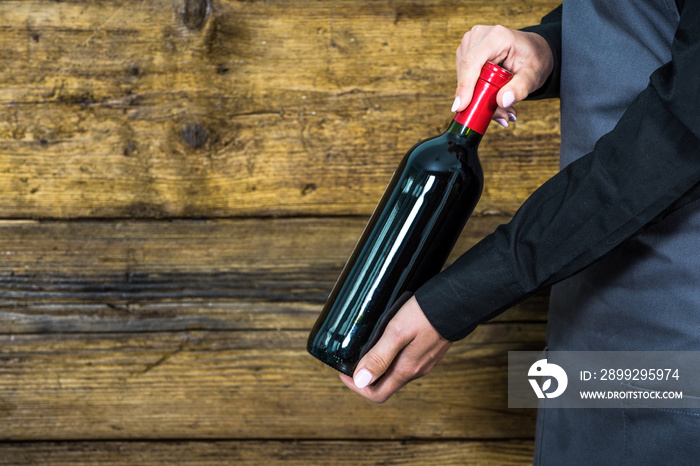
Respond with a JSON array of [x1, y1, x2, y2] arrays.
[[452, 25, 554, 127], [339, 296, 452, 403]]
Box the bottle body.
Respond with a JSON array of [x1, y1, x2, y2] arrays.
[[307, 124, 483, 376], [307, 61, 512, 376]]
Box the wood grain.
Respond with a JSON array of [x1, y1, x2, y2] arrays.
[[0, 440, 535, 465], [0, 1, 561, 461], [0, 0, 560, 219], [0, 217, 547, 333], [0, 324, 543, 441]]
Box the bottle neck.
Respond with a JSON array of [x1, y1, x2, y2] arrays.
[[451, 74, 503, 136], [445, 119, 483, 146]]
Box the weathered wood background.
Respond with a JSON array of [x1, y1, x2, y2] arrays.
[[0, 0, 560, 464]]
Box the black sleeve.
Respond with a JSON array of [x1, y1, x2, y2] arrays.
[[520, 5, 562, 99], [415, 2, 700, 341]]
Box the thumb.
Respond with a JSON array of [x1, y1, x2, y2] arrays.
[[352, 326, 413, 389], [497, 72, 536, 109]]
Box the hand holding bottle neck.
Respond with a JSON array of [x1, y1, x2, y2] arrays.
[[453, 62, 513, 135]]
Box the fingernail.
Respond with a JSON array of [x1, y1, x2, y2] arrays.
[[354, 369, 373, 389], [502, 90, 515, 108], [495, 118, 508, 128], [508, 112, 517, 122], [451, 96, 461, 113]]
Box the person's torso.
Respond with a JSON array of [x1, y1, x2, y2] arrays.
[[550, 0, 700, 352]]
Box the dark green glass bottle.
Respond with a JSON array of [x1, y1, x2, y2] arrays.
[[308, 63, 513, 376]]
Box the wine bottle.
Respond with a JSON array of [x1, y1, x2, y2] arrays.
[[308, 62, 513, 376]]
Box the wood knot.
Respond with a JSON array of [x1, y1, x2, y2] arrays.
[[301, 183, 317, 196], [182, 0, 210, 30], [183, 123, 209, 149], [123, 142, 137, 157]]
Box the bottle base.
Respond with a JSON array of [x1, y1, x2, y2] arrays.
[[307, 347, 356, 377]]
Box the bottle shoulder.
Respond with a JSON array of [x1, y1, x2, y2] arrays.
[[403, 133, 480, 174]]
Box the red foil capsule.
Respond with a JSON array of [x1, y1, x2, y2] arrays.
[[454, 62, 513, 134]]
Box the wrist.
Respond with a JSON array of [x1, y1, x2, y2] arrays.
[[524, 31, 555, 91]]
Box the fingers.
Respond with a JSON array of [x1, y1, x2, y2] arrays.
[[338, 296, 452, 403], [497, 71, 534, 109], [453, 25, 511, 113], [338, 357, 412, 404], [366, 338, 451, 402], [351, 309, 415, 389], [453, 26, 555, 120], [339, 333, 452, 403], [493, 106, 517, 128]]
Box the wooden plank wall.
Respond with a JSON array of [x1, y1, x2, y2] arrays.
[[0, 0, 560, 464]]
